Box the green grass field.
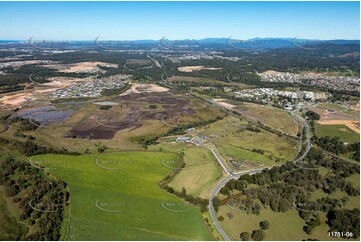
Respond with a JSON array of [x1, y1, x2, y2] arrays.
[[315, 124, 359, 143], [229, 102, 299, 135], [30, 152, 213, 240], [162, 144, 222, 198], [217, 143, 275, 169], [218, 131, 298, 163], [149, 141, 223, 199], [196, 116, 298, 170]]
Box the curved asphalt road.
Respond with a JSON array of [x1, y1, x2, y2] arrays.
[[191, 139, 266, 241], [191, 109, 312, 241], [289, 110, 312, 169]]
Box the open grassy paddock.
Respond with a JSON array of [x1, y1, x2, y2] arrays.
[[197, 116, 299, 170], [314, 124, 359, 143], [30, 152, 213, 240], [227, 101, 299, 136], [150, 142, 224, 199], [218, 204, 357, 241], [217, 166, 360, 241]]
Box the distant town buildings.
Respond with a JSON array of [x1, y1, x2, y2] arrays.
[[258, 70, 360, 92], [161, 52, 242, 63], [0, 60, 55, 69], [234, 88, 329, 101]]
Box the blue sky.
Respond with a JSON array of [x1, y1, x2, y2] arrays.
[[0, 1, 359, 40]]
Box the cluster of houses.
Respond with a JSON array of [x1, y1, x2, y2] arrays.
[[162, 52, 242, 63], [258, 70, 360, 92], [47, 78, 126, 99], [234, 88, 329, 101]]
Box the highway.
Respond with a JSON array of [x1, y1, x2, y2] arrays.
[[147, 55, 162, 68]]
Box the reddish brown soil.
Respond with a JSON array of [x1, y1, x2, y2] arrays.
[[65, 92, 196, 139]]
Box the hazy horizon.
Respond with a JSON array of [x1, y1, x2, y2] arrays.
[[0, 1, 359, 40]]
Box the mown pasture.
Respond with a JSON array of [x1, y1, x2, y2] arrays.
[[315, 124, 359, 144], [31, 152, 213, 240], [150, 142, 223, 199]]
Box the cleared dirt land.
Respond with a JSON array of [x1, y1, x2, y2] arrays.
[[0, 77, 86, 108], [177, 66, 222, 72], [120, 83, 169, 95], [42, 61, 118, 73]]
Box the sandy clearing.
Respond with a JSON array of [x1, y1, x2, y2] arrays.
[[43, 62, 118, 73], [263, 70, 278, 74], [44, 77, 84, 88], [0, 93, 33, 106], [317, 120, 360, 133], [212, 99, 237, 109], [0, 77, 89, 108], [177, 66, 223, 73], [351, 102, 360, 112], [120, 83, 169, 96]]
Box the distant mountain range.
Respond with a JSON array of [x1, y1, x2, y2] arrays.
[[1, 38, 359, 50]]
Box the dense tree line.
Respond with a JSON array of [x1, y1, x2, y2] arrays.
[[0, 137, 80, 157], [304, 111, 320, 121], [164, 186, 209, 213], [9, 117, 40, 131], [0, 157, 69, 240], [327, 209, 360, 239], [312, 135, 359, 160]]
